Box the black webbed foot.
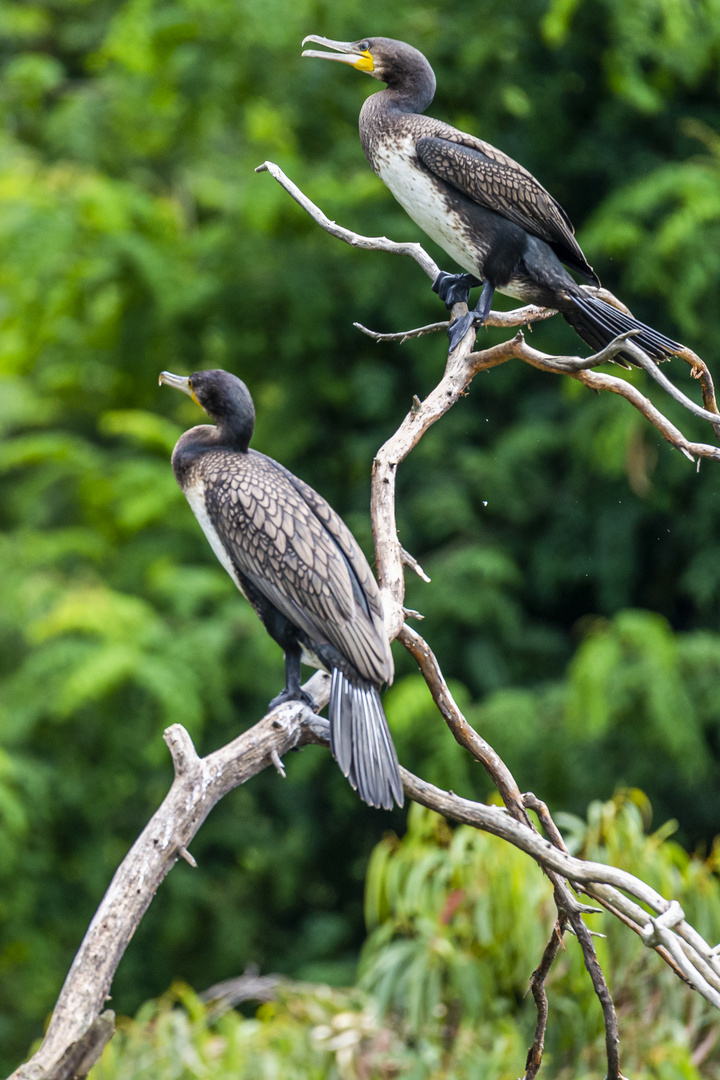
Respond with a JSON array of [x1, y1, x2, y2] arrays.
[[447, 312, 476, 353], [268, 686, 315, 711], [447, 279, 496, 354], [432, 270, 482, 308]]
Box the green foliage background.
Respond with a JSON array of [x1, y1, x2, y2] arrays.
[[2, 0, 720, 1071], [89, 798, 720, 1078]]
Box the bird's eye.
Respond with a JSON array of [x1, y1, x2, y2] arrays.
[[359, 39, 370, 51]]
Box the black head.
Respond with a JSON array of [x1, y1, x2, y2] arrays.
[[302, 35, 436, 110], [159, 368, 255, 451]]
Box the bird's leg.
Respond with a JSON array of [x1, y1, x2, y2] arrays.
[[473, 279, 496, 323], [431, 270, 482, 307], [268, 647, 314, 710], [446, 280, 496, 354]]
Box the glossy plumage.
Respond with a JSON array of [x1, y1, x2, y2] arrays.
[[302, 35, 682, 362], [160, 368, 402, 810]]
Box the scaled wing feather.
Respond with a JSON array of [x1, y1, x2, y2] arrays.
[[203, 449, 392, 685], [416, 133, 597, 281]]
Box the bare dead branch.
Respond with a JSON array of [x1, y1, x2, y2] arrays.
[[353, 303, 557, 342], [255, 160, 439, 280], [523, 793, 571, 854], [571, 369, 720, 464], [524, 919, 566, 1080], [12, 160, 720, 1080], [466, 331, 720, 463], [355, 319, 450, 342], [566, 905, 624, 1079], [14, 719, 720, 1079], [10, 673, 331, 1080], [399, 620, 720, 1032], [399, 624, 526, 816], [622, 338, 720, 436], [402, 771, 720, 1010], [397, 620, 625, 1068]]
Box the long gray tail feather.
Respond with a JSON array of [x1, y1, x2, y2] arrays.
[[565, 294, 682, 364], [329, 668, 403, 810]]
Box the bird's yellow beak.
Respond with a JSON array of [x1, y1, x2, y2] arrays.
[[159, 371, 201, 408], [301, 35, 374, 73]]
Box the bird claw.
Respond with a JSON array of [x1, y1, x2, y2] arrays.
[[268, 687, 315, 711], [432, 270, 481, 308]]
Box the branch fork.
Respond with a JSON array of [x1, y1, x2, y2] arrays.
[[253, 161, 720, 1077], [12, 162, 720, 1080]]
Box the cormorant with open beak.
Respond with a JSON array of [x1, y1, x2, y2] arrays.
[[160, 368, 402, 810], [302, 35, 682, 361]]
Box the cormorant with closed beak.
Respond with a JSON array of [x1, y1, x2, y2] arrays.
[[302, 35, 683, 360], [160, 368, 402, 810]]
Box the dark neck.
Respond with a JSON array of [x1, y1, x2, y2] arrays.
[[371, 73, 435, 115], [191, 421, 251, 448], [377, 46, 436, 113], [217, 411, 253, 451]]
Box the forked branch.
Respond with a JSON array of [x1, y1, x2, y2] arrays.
[[257, 159, 720, 1078], [9, 160, 720, 1080], [10, 678, 331, 1080]]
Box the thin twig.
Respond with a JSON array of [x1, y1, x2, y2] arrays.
[[354, 319, 449, 342], [399, 624, 526, 816], [353, 303, 556, 342], [178, 846, 197, 868], [523, 793, 571, 854], [255, 160, 439, 280], [522, 793, 619, 1075], [566, 905, 624, 1078], [524, 917, 567, 1079], [400, 545, 431, 582]]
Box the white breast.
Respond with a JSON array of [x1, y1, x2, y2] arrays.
[[185, 480, 249, 600], [375, 132, 484, 277]]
